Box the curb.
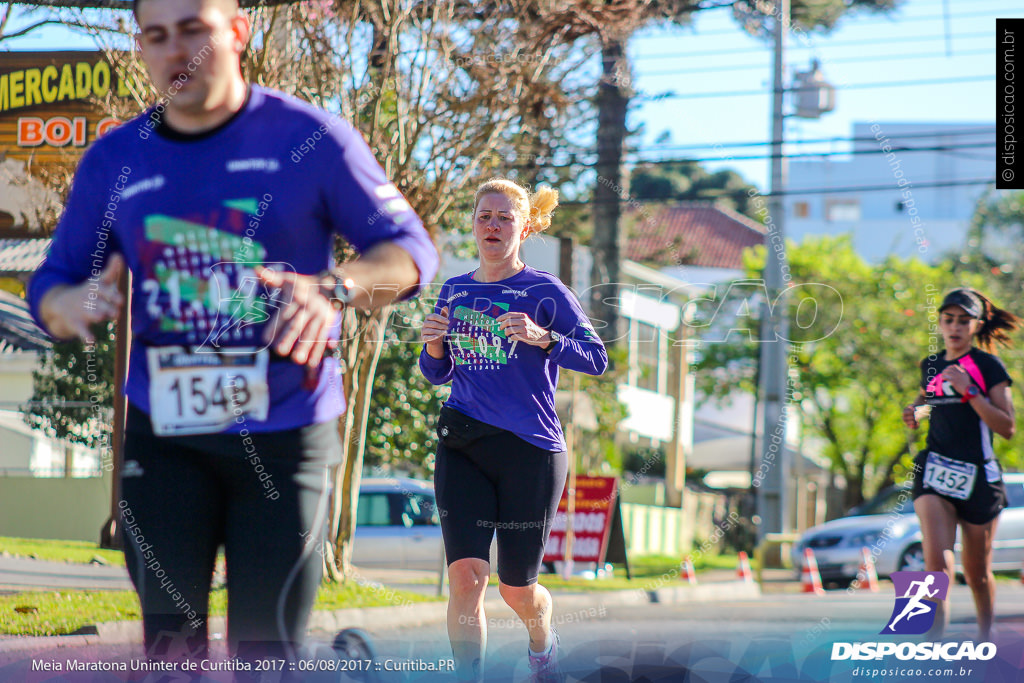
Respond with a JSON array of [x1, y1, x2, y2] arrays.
[[0, 581, 759, 653]]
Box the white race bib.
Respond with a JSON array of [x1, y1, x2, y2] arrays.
[[923, 452, 976, 501], [147, 347, 269, 436]]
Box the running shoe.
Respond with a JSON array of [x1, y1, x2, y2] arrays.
[[528, 628, 564, 683]]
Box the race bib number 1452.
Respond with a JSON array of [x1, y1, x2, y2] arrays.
[[923, 452, 976, 501]]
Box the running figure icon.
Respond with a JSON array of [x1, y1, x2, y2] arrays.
[[889, 575, 940, 630], [882, 571, 951, 635]]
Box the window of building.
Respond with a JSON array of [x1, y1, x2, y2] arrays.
[[633, 320, 662, 393], [826, 199, 860, 223], [793, 201, 810, 218]]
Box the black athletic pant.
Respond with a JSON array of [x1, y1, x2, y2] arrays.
[[120, 403, 338, 663]]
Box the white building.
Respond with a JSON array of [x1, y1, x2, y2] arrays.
[[784, 122, 995, 262]]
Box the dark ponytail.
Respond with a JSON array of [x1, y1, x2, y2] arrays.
[[972, 290, 1021, 353]]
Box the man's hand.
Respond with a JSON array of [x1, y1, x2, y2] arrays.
[[258, 267, 339, 367], [39, 254, 125, 343]]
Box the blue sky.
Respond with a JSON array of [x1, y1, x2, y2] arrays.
[[4, 0, 1021, 190], [630, 0, 1021, 186]]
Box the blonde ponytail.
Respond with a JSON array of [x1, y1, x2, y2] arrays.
[[527, 186, 559, 235]]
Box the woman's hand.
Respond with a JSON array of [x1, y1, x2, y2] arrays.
[[496, 311, 551, 346], [902, 404, 919, 430], [422, 306, 450, 359], [940, 364, 973, 394]]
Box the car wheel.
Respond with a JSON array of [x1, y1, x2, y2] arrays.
[[898, 543, 925, 572]]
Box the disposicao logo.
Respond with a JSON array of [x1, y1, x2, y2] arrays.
[[830, 570, 997, 664], [881, 571, 948, 635]]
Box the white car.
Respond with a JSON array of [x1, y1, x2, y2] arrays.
[[792, 473, 1024, 584], [352, 477, 444, 570]]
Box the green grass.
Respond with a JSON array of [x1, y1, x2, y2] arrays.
[[627, 552, 750, 576], [399, 552, 751, 590], [0, 536, 125, 567], [1, 590, 149, 637], [0, 582, 441, 637], [535, 553, 748, 592]]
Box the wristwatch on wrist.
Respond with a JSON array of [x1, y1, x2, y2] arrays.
[[543, 330, 561, 353], [961, 385, 981, 403], [318, 270, 355, 310]]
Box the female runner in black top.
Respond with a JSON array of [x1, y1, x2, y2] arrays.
[[903, 288, 1019, 640]]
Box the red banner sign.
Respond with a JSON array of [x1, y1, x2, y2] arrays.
[[543, 475, 617, 564]]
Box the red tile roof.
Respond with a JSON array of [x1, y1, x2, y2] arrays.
[[625, 202, 766, 269]]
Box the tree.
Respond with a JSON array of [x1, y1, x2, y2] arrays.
[[363, 297, 448, 479], [953, 188, 1024, 470], [0, 3, 83, 44], [697, 235, 971, 507], [524, 1, 698, 342], [23, 324, 115, 451], [629, 159, 761, 219]]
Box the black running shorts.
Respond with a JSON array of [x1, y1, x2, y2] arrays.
[[433, 406, 567, 587]]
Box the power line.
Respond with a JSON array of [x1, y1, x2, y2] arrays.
[[678, 5, 1024, 38], [557, 178, 995, 205], [642, 141, 994, 164], [499, 127, 995, 161], [489, 141, 995, 173], [622, 127, 995, 154], [641, 74, 994, 101], [633, 30, 993, 60], [643, 48, 993, 77], [760, 178, 995, 197]]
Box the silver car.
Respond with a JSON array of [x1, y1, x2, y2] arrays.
[[792, 473, 1024, 584], [352, 477, 444, 570]]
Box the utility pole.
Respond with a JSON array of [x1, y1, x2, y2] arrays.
[[755, 0, 792, 549]]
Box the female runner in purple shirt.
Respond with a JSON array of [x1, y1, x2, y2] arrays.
[[420, 178, 607, 682]]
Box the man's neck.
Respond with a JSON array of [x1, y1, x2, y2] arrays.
[[163, 79, 249, 134]]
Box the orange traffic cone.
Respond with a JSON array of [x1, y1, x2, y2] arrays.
[[801, 548, 825, 595], [737, 551, 754, 584], [853, 547, 880, 592], [679, 556, 697, 585]]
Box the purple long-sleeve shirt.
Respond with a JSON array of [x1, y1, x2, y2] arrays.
[[28, 85, 438, 433], [419, 266, 607, 452]]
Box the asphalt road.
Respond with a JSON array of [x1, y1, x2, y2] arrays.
[[5, 582, 1024, 682], [347, 583, 1024, 682], [0, 556, 132, 593]]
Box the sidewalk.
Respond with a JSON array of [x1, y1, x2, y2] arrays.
[[0, 563, 762, 653]]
